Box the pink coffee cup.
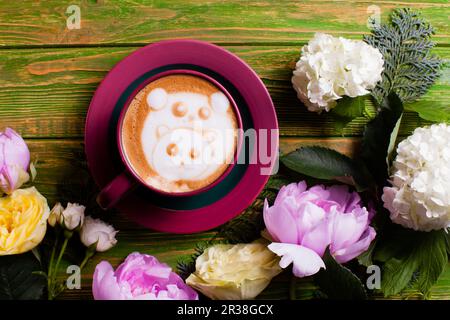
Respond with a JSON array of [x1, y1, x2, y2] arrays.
[[97, 69, 243, 210]]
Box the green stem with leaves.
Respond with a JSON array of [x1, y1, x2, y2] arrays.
[[48, 230, 73, 300]]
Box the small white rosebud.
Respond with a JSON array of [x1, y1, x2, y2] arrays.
[[48, 202, 64, 227], [80, 216, 118, 252], [61, 203, 85, 231]]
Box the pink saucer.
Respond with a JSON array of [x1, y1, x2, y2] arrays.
[[85, 40, 278, 233]]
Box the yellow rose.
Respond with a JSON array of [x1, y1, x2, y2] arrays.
[[186, 242, 282, 300], [0, 187, 50, 255]]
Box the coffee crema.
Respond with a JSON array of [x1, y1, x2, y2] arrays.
[[121, 74, 238, 193]]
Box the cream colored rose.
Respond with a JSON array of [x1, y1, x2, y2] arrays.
[[80, 216, 118, 252], [48, 202, 63, 227], [60, 203, 85, 230], [0, 187, 50, 255], [186, 243, 282, 300]]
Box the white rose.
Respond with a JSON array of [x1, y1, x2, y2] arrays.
[[292, 33, 384, 112], [80, 216, 118, 252], [60, 203, 85, 231], [186, 242, 281, 300], [48, 202, 63, 227], [382, 123, 450, 231]]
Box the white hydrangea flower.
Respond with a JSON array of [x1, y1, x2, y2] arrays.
[[382, 123, 450, 231], [291, 33, 384, 113]]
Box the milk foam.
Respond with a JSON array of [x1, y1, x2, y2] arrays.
[[141, 90, 236, 188]]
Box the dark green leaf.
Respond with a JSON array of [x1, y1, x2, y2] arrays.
[[281, 146, 372, 191], [315, 250, 367, 300], [331, 96, 368, 131], [364, 8, 443, 104], [404, 99, 450, 123], [361, 93, 403, 187], [373, 229, 412, 263], [0, 252, 46, 300]]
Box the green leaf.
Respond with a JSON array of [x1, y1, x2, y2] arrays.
[[381, 256, 419, 297], [387, 113, 402, 166], [375, 228, 448, 296], [31, 248, 41, 264], [331, 96, 368, 131], [357, 239, 377, 267], [0, 252, 46, 300], [315, 250, 368, 300], [445, 232, 450, 255], [415, 231, 448, 294], [281, 146, 372, 191], [364, 8, 443, 104], [264, 175, 292, 192], [404, 99, 450, 123], [373, 224, 417, 264], [361, 93, 403, 187]]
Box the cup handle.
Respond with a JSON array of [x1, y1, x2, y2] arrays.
[[97, 172, 137, 210]]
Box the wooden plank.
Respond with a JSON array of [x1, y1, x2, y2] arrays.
[[0, 0, 448, 47], [26, 136, 361, 208], [1, 46, 447, 138], [1, 0, 448, 302]]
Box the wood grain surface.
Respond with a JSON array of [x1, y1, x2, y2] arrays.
[[0, 0, 448, 300]]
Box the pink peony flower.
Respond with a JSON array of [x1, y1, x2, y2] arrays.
[[93, 252, 198, 300], [264, 181, 376, 277], [0, 128, 30, 194]]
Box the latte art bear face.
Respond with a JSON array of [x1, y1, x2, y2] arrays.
[[121, 74, 238, 193], [143, 89, 235, 181]]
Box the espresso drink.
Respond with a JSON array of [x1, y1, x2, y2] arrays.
[[121, 74, 238, 193]]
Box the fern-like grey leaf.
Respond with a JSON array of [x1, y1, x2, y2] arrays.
[[364, 8, 443, 104]]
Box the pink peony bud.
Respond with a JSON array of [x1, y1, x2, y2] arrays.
[[0, 128, 30, 194], [264, 182, 376, 277], [93, 252, 198, 300]]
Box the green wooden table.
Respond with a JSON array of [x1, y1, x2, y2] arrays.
[[0, 0, 449, 300]]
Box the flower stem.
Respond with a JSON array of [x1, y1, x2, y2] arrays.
[[79, 248, 95, 271], [47, 229, 60, 282], [48, 231, 72, 300]]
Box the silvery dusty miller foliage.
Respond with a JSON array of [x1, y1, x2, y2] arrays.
[[364, 8, 443, 104]]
